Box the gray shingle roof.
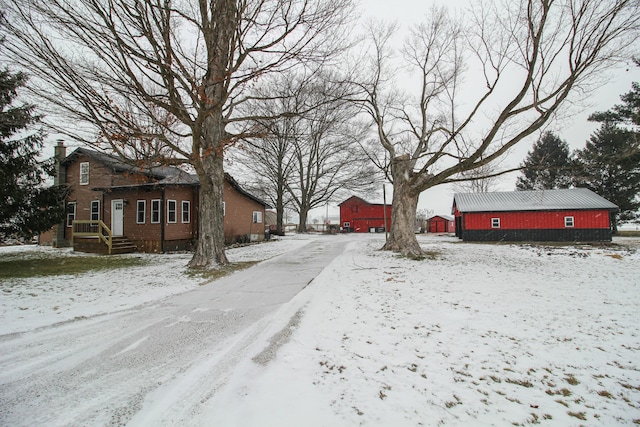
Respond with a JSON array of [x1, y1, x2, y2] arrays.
[[453, 188, 618, 213], [63, 147, 189, 180]]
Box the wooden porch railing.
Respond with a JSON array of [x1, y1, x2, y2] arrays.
[[72, 220, 113, 254]]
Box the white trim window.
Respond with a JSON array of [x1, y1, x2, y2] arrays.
[[90, 200, 100, 221], [79, 162, 90, 185], [151, 199, 161, 224], [491, 218, 501, 228], [66, 202, 76, 227], [137, 200, 146, 224], [167, 200, 177, 223], [564, 216, 575, 228], [181, 201, 190, 223], [252, 211, 262, 224]]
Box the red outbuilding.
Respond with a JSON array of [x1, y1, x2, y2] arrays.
[[339, 196, 392, 233], [452, 188, 618, 242], [427, 215, 455, 233]]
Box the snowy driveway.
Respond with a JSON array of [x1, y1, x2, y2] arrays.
[[0, 236, 350, 426]]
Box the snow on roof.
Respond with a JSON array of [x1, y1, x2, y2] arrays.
[[338, 195, 387, 206], [428, 214, 453, 221], [453, 188, 618, 213]]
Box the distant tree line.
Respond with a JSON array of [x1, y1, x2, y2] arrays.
[[517, 66, 640, 225]]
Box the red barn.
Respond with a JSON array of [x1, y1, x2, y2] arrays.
[[452, 188, 617, 242], [427, 215, 455, 233], [339, 196, 392, 233]]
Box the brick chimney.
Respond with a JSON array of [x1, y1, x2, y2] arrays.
[[53, 139, 67, 186], [52, 140, 67, 247]]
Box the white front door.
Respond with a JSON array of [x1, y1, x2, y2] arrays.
[[111, 199, 124, 236]]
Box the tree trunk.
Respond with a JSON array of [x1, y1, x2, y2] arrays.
[[188, 104, 229, 268], [276, 177, 285, 235], [382, 155, 425, 258], [189, 149, 229, 268], [297, 208, 309, 233], [187, 0, 237, 268]]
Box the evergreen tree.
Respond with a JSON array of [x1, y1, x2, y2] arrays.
[[516, 132, 573, 190], [0, 69, 67, 240], [589, 58, 640, 128], [573, 123, 640, 224], [579, 67, 640, 225]]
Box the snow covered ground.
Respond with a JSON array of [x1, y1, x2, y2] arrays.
[[1, 234, 639, 426], [0, 236, 311, 335]]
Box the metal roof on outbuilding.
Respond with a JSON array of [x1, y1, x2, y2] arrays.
[[453, 188, 618, 213]]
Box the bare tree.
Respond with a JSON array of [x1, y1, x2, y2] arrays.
[[1, 0, 354, 267], [453, 162, 503, 193], [238, 71, 379, 233], [232, 73, 303, 236], [359, 1, 639, 258], [289, 78, 379, 232]]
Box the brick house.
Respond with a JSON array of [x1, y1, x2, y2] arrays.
[[49, 142, 269, 253]]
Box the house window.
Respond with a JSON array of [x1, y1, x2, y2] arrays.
[[66, 202, 76, 227], [343, 222, 350, 228], [181, 201, 190, 223], [167, 200, 177, 223], [90, 200, 100, 221], [564, 216, 574, 228], [252, 211, 262, 223], [137, 200, 146, 224], [79, 162, 89, 185], [151, 199, 161, 224], [491, 218, 500, 228]]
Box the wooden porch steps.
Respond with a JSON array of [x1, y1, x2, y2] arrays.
[[73, 236, 137, 254], [110, 237, 137, 254]]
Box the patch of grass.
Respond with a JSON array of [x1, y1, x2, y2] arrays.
[[565, 374, 580, 386], [397, 250, 439, 261], [445, 394, 462, 408], [547, 387, 572, 397], [567, 411, 587, 420], [617, 230, 640, 237], [560, 388, 572, 396], [506, 378, 534, 388], [620, 383, 640, 391], [598, 390, 614, 399], [555, 399, 569, 407], [527, 413, 540, 424], [0, 253, 149, 279], [186, 261, 258, 282]]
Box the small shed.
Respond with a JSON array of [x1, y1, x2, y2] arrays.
[[427, 215, 455, 233], [452, 188, 618, 242], [339, 196, 392, 233]]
